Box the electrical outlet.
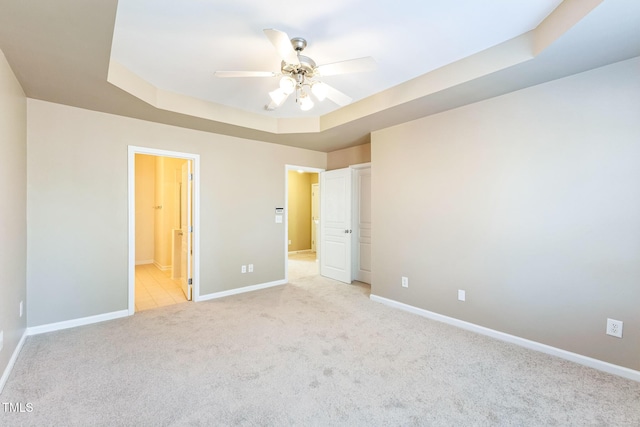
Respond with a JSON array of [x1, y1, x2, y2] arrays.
[[20, 300, 23, 317], [401, 276, 409, 288], [241, 265, 247, 274], [458, 290, 466, 301], [606, 318, 623, 338], [248, 264, 254, 273], [288, 240, 292, 245]]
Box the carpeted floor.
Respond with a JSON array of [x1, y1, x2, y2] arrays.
[[2, 274, 639, 426]]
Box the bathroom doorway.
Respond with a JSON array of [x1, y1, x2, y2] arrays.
[[128, 146, 200, 314], [286, 166, 322, 282]]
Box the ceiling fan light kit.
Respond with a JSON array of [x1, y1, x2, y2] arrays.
[[279, 76, 296, 94], [311, 81, 327, 101], [214, 28, 376, 112]]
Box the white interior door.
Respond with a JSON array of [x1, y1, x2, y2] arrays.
[[180, 160, 193, 300], [353, 167, 372, 284], [311, 183, 319, 254], [320, 168, 352, 283]]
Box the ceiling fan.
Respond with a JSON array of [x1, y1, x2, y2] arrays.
[[213, 29, 376, 111]]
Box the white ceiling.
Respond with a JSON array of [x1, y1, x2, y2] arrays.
[[111, 0, 562, 118], [1, 0, 638, 152]]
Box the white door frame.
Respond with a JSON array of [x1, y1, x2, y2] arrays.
[[350, 163, 372, 283], [284, 164, 325, 283], [311, 183, 320, 254], [128, 146, 201, 315]]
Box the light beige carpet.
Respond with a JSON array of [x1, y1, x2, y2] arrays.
[[2, 275, 639, 426], [288, 251, 319, 281]]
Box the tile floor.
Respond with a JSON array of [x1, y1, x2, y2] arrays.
[[135, 264, 188, 312]]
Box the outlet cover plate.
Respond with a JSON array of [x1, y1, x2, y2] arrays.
[[458, 290, 466, 301], [401, 277, 408, 288], [606, 318, 623, 338]]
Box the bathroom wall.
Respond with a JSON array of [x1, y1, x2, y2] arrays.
[[134, 154, 155, 264], [154, 156, 186, 269], [287, 171, 318, 252]]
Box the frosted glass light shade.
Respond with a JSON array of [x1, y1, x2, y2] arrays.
[[269, 89, 288, 106], [311, 82, 328, 101], [279, 76, 296, 95], [299, 93, 314, 111]]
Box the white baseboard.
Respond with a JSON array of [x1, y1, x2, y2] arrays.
[[153, 261, 171, 271], [196, 279, 286, 302], [135, 259, 154, 265], [370, 294, 640, 383], [0, 330, 27, 394], [288, 250, 315, 254], [27, 309, 130, 336]]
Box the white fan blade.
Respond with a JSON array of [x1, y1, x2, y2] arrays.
[[214, 71, 276, 78], [316, 57, 376, 76], [264, 28, 299, 65], [324, 83, 353, 106]]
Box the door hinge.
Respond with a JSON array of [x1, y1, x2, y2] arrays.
[[189, 173, 193, 181], [189, 226, 193, 232], [188, 278, 192, 285]]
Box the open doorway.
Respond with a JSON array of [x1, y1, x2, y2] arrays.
[[128, 147, 200, 315], [285, 165, 324, 282]]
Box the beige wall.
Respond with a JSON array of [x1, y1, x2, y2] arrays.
[[287, 171, 317, 251], [371, 57, 640, 371], [26, 99, 326, 327], [135, 154, 155, 263], [154, 156, 186, 269], [327, 143, 371, 170], [0, 49, 27, 381]]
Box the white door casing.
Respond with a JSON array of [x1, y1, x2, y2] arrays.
[[128, 146, 200, 315], [284, 165, 324, 283], [320, 168, 352, 284], [180, 160, 193, 300], [353, 166, 372, 284], [311, 183, 319, 254]]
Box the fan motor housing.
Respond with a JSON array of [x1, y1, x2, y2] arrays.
[[281, 55, 316, 78], [290, 37, 307, 52]]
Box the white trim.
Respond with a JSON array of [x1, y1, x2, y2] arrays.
[[370, 294, 640, 383], [0, 331, 27, 394], [26, 309, 129, 336], [288, 249, 315, 254], [128, 146, 201, 315], [196, 279, 286, 302], [349, 162, 372, 170], [135, 259, 154, 265], [153, 261, 171, 271], [284, 165, 325, 284]]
